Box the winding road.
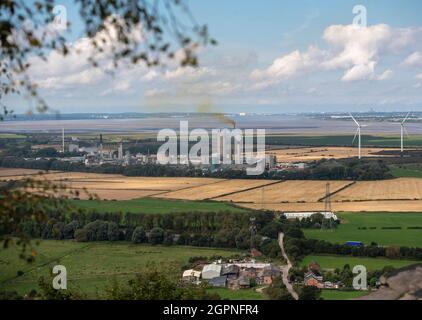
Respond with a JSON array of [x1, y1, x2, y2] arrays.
[[278, 232, 299, 300]]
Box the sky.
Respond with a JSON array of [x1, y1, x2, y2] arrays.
[[5, 0, 422, 114]]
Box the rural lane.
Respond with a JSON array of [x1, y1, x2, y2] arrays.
[[278, 232, 299, 300]]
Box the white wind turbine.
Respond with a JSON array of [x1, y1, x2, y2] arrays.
[[350, 113, 362, 159], [400, 112, 411, 153]]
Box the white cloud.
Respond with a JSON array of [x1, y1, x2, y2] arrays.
[[341, 62, 376, 82], [416, 73, 422, 80], [250, 46, 323, 88], [403, 51, 422, 66], [251, 24, 422, 86], [376, 69, 393, 81]]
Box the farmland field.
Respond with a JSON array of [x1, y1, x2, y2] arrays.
[[266, 134, 422, 147], [70, 197, 250, 214], [2, 168, 422, 211], [207, 288, 265, 300], [301, 255, 421, 271], [268, 146, 397, 163], [331, 178, 422, 201], [239, 200, 422, 212], [321, 290, 368, 300], [0, 168, 225, 200], [303, 212, 422, 247], [390, 164, 422, 178], [156, 179, 278, 201], [0, 240, 242, 297], [216, 180, 353, 203]]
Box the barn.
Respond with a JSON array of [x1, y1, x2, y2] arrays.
[[202, 264, 222, 280]]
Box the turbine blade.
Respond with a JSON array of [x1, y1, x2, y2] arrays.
[[352, 128, 359, 144], [349, 113, 359, 126], [402, 112, 411, 124], [404, 126, 410, 138]]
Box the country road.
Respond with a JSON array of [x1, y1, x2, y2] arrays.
[[278, 232, 299, 300]]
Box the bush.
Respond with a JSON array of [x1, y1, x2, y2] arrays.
[[148, 227, 165, 245], [107, 222, 120, 241], [74, 229, 89, 242], [132, 226, 147, 243], [63, 221, 79, 239], [84, 220, 109, 241]]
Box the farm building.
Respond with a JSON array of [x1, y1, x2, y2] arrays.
[[283, 211, 338, 220], [304, 271, 324, 288], [228, 276, 251, 290], [182, 269, 201, 282], [221, 265, 240, 279], [256, 265, 282, 285], [208, 276, 227, 288], [202, 264, 222, 280]]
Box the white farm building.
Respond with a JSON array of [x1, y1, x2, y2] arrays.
[[202, 264, 222, 280], [283, 212, 338, 221]]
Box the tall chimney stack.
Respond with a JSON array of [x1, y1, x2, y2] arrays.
[[62, 127, 65, 153]]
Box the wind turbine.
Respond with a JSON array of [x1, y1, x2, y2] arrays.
[[401, 112, 411, 153], [350, 113, 362, 159]]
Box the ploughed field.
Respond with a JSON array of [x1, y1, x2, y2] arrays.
[[1, 168, 422, 212]]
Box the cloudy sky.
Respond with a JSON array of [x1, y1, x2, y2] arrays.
[[6, 0, 422, 114]]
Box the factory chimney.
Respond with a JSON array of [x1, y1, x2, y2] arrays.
[[62, 128, 65, 153], [118, 142, 123, 160]]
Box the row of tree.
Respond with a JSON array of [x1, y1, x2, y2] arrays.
[[0, 155, 391, 180]]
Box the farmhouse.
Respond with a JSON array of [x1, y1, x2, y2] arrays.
[[256, 265, 282, 285], [304, 271, 324, 288], [228, 275, 251, 290]]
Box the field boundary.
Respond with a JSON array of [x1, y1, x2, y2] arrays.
[[207, 180, 285, 200], [318, 181, 356, 202], [0, 244, 92, 285], [151, 179, 230, 199]]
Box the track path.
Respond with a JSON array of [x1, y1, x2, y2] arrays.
[[278, 232, 299, 300]]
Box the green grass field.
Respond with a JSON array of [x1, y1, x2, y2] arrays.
[[321, 289, 368, 300], [207, 288, 265, 300], [389, 164, 422, 178], [301, 255, 421, 271], [266, 134, 422, 147], [0, 134, 26, 139], [0, 240, 242, 298], [70, 198, 250, 214], [303, 212, 422, 247]]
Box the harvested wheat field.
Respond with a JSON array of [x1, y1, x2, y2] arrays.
[[216, 180, 353, 203], [155, 179, 278, 201], [75, 189, 165, 200], [332, 178, 422, 201], [0, 168, 223, 200], [268, 147, 396, 163], [0, 168, 57, 179], [63, 176, 221, 192], [238, 200, 422, 212]]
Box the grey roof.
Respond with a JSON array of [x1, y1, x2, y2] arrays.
[[209, 276, 227, 287], [238, 276, 250, 286], [203, 264, 222, 274], [222, 265, 240, 275]]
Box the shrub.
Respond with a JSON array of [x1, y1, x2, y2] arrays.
[[107, 222, 120, 241], [132, 226, 147, 243], [74, 229, 89, 242]]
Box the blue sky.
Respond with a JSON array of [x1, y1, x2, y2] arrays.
[[6, 0, 422, 113]]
